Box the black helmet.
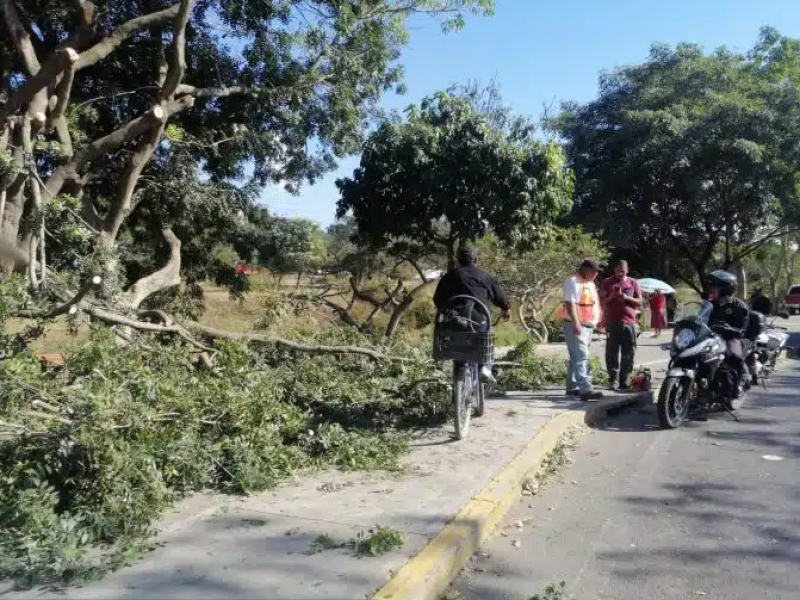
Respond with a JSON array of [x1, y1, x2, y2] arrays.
[[708, 270, 737, 296]]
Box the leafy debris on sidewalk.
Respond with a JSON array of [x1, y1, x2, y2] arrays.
[[307, 526, 405, 557], [522, 426, 585, 496], [530, 581, 576, 600]]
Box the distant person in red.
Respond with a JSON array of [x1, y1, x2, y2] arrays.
[[599, 260, 643, 391], [649, 290, 667, 337]]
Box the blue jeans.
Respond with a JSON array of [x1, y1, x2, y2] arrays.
[[562, 321, 594, 393]]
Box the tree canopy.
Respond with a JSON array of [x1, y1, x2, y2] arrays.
[[336, 86, 574, 266], [0, 0, 493, 304], [554, 27, 800, 290]]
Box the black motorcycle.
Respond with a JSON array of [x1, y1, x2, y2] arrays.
[[657, 301, 754, 429], [749, 311, 791, 383]]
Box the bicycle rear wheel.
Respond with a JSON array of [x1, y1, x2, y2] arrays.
[[453, 363, 473, 440]]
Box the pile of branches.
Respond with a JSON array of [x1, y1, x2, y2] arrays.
[[0, 278, 450, 588], [494, 338, 608, 391]]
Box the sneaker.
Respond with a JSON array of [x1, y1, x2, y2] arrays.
[[580, 391, 604, 402], [479, 366, 497, 384], [619, 382, 631, 392]]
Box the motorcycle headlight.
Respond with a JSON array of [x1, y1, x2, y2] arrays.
[[673, 328, 695, 350]]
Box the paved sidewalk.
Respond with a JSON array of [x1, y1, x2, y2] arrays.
[[6, 384, 648, 600]]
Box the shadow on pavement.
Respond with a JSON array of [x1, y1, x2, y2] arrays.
[[596, 358, 800, 594]]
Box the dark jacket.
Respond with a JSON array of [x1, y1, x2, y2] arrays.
[[433, 266, 510, 322], [750, 293, 773, 316], [709, 296, 750, 340]]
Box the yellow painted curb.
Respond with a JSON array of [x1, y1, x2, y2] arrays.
[[371, 409, 586, 600]]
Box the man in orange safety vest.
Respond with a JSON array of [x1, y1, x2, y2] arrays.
[[557, 258, 604, 401]]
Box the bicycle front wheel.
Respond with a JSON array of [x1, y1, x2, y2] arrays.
[[453, 363, 472, 440]]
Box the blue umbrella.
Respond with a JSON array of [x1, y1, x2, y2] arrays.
[[637, 278, 676, 294]]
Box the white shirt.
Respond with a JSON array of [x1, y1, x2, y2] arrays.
[[562, 275, 600, 326]]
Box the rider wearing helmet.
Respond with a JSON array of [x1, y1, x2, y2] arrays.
[[433, 246, 511, 382], [707, 270, 750, 397], [750, 287, 773, 316]]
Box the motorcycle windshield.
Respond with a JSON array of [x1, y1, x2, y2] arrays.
[[680, 301, 713, 324]]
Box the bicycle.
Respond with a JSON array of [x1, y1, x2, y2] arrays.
[[432, 295, 496, 440]]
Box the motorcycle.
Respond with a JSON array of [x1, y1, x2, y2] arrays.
[[751, 310, 790, 382], [657, 301, 748, 429]]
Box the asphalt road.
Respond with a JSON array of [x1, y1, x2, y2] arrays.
[[452, 325, 800, 600]]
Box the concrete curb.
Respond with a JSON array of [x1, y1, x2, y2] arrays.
[[370, 391, 652, 600]]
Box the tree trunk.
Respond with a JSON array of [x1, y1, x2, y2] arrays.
[[119, 228, 182, 309], [445, 239, 457, 271], [384, 280, 437, 338], [0, 182, 25, 241], [734, 263, 746, 299]]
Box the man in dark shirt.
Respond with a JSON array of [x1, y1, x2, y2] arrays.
[[707, 270, 750, 397], [599, 259, 643, 390], [433, 246, 511, 381]]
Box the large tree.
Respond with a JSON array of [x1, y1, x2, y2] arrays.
[[555, 28, 800, 291], [0, 0, 493, 307], [478, 227, 608, 342], [335, 85, 574, 268]]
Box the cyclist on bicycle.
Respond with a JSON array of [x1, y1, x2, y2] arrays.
[[433, 246, 511, 382]]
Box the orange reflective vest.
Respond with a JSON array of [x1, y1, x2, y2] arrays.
[[556, 274, 601, 324]]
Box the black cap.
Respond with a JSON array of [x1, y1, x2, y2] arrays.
[[580, 258, 602, 271]]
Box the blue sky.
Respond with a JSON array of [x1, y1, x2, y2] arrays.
[[263, 0, 800, 226]]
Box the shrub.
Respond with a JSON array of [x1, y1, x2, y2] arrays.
[[405, 300, 437, 329]]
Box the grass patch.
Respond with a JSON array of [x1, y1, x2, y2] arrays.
[[307, 526, 405, 557]]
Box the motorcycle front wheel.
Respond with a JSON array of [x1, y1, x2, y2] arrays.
[[657, 376, 692, 429]]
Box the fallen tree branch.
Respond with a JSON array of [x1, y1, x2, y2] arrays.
[[25, 410, 72, 425], [186, 322, 408, 362], [394, 376, 444, 395], [14, 281, 410, 362], [16, 276, 101, 318], [494, 360, 523, 368]]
